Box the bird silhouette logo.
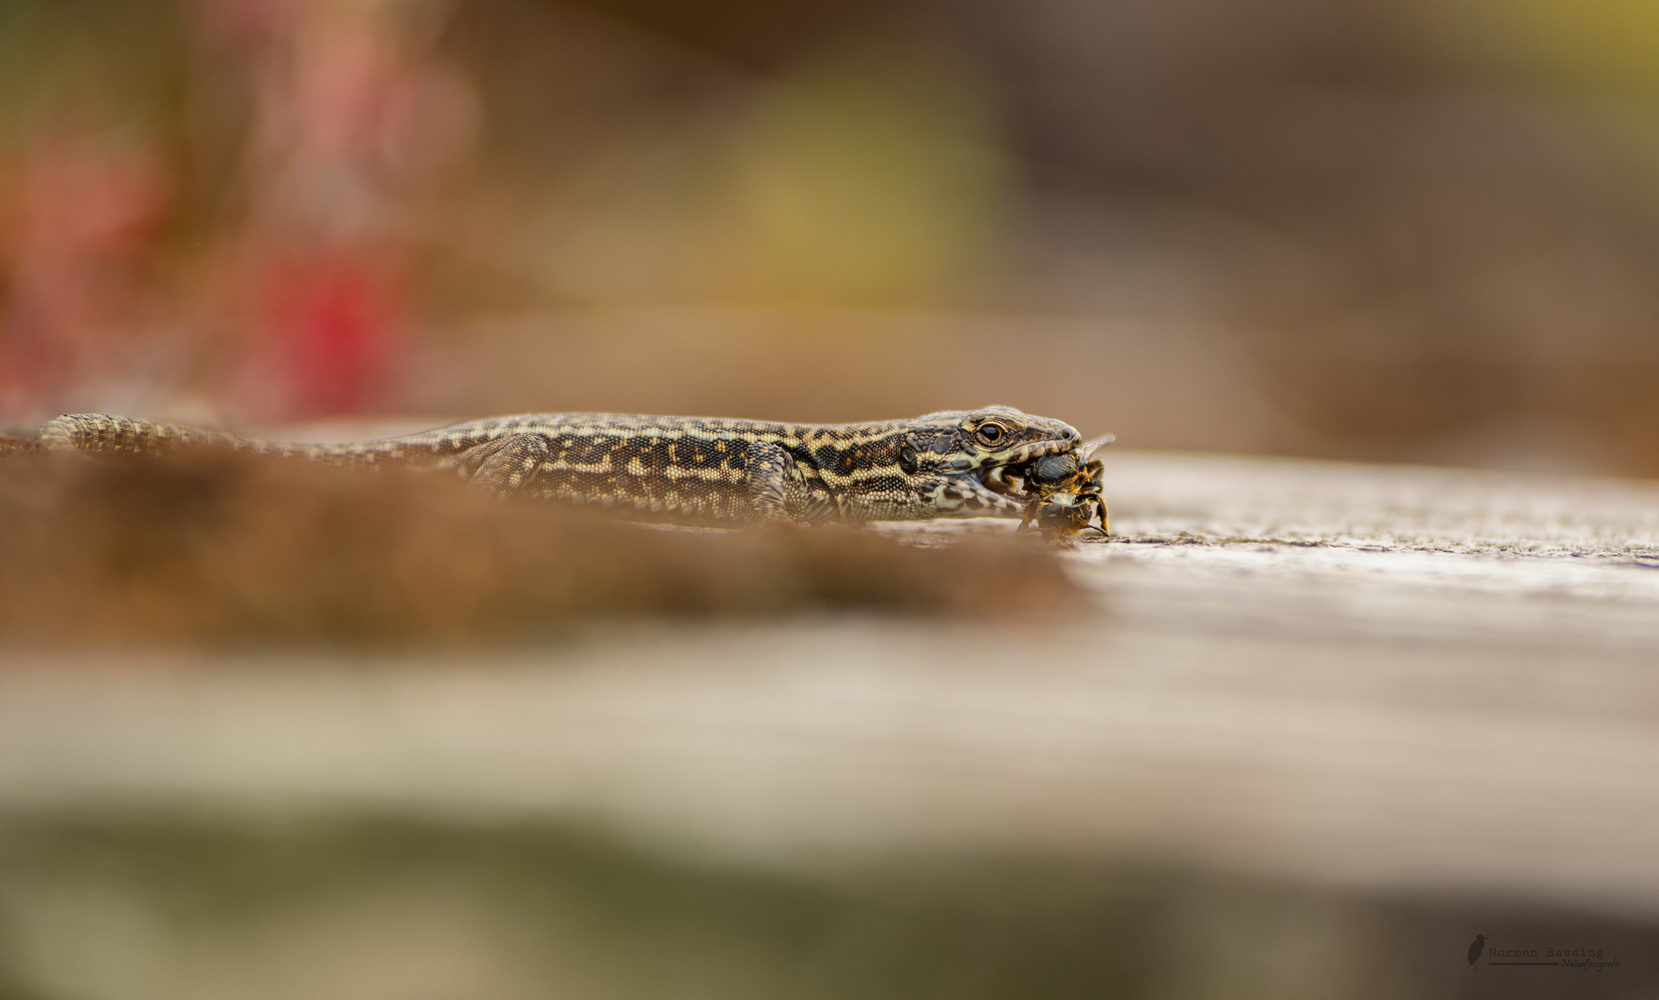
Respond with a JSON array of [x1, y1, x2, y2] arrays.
[[1467, 934, 1486, 966]]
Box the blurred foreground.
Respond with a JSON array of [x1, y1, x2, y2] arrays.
[[2, 451, 1657, 998], [0, 447, 1073, 642]]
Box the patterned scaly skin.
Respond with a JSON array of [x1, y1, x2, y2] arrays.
[[38, 407, 1096, 528]]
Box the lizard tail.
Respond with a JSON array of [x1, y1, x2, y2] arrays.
[[38, 413, 394, 467], [38, 413, 249, 457]]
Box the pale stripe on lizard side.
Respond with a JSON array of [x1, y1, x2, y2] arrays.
[[38, 407, 1091, 528]]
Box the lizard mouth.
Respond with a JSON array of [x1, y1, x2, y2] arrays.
[[978, 463, 1032, 501], [953, 436, 1081, 515], [964, 460, 1042, 514]]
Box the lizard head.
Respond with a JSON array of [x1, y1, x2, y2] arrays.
[[900, 406, 1082, 517]]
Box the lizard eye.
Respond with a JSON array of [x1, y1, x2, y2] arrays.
[[898, 444, 919, 475], [975, 422, 1006, 446]]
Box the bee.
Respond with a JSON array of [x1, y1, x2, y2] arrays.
[[1016, 434, 1112, 540]]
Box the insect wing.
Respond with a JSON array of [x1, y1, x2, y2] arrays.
[[1079, 433, 1115, 461]]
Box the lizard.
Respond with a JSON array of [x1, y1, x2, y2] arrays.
[[36, 406, 1107, 530]]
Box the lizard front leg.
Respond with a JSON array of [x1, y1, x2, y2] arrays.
[[744, 440, 797, 523], [455, 434, 550, 495]]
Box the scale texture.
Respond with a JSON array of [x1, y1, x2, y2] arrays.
[[37, 408, 1091, 526]]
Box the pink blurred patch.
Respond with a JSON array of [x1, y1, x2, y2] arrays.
[[0, 135, 170, 414], [260, 252, 401, 418]]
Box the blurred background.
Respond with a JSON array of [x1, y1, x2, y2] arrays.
[[3, 0, 1658, 474]]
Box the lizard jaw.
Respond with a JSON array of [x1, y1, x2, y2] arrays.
[[959, 462, 1037, 515], [978, 463, 1032, 500], [955, 436, 1080, 515]]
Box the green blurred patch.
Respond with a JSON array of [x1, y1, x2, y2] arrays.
[[523, 38, 1010, 308], [0, 814, 1156, 1000], [0, 0, 188, 144], [711, 41, 1011, 304]]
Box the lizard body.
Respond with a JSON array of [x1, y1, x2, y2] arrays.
[[37, 407, 1093, 528]]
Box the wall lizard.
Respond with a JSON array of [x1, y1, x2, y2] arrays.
[[37, 407, 1105, 529]]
